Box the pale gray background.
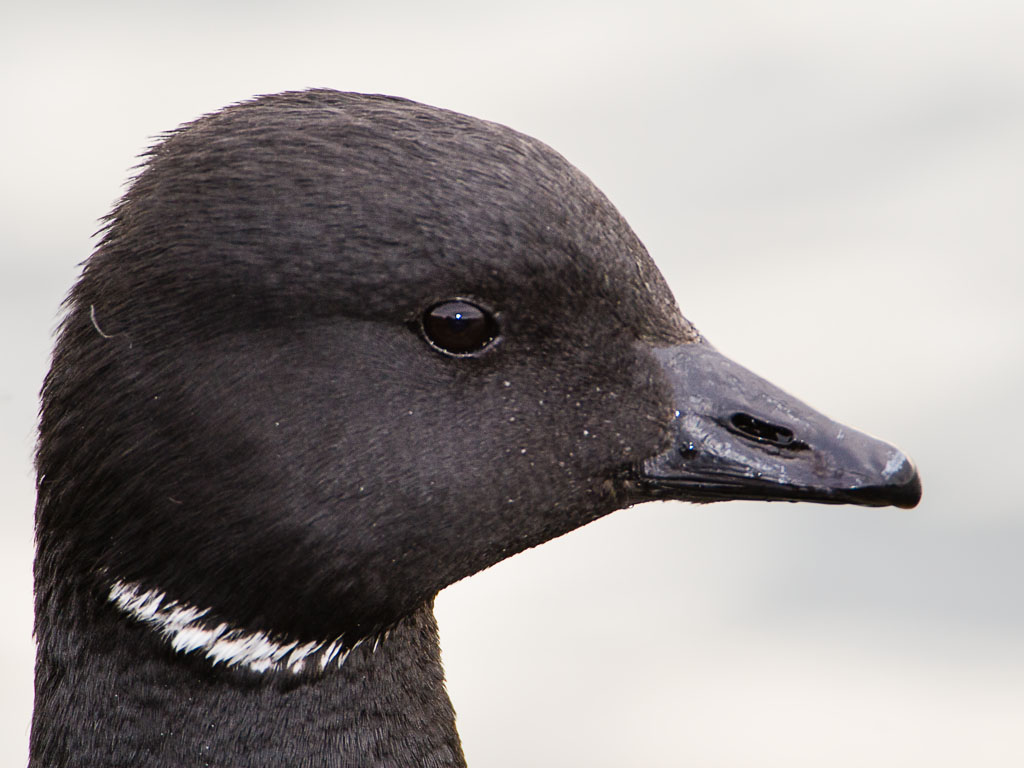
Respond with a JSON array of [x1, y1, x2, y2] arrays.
[[2, 1, 1022, 765]]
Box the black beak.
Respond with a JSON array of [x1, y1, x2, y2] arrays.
[[636, 341, 921, 509]]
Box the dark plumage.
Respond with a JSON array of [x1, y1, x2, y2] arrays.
[[32, 90, 920, 767]]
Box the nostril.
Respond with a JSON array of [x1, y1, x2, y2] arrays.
[[678, 441, 699, 460], [728, 412, 807, 449]]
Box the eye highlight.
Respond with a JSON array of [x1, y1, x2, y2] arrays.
[[421, 300, 499, 355]]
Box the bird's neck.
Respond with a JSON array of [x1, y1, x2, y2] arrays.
[[30, 586, 466, 768]]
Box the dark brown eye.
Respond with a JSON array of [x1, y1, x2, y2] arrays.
[[422, 300, 499, 355]]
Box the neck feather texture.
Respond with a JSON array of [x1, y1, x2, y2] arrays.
[[30, 584, 466, 768]]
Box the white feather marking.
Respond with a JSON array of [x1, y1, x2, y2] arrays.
[[108, 580, 354, 675], [321, 640, 342, 670]]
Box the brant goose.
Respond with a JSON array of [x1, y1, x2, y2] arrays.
[[32, 90, 920, 767]]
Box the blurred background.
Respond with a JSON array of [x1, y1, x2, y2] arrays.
[[2, 1, 1021, 765]]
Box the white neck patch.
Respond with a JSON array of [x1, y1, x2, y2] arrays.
[[108, 580, 361, 675]]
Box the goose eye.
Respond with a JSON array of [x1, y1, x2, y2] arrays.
[[422, 300, 499, 355]]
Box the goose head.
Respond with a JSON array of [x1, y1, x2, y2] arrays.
[[35, 91, 919, 738]]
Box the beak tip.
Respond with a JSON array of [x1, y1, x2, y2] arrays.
[[891, 460, 923, 509], [854, 453, 922, 509], [885, 451, 922, 509]]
